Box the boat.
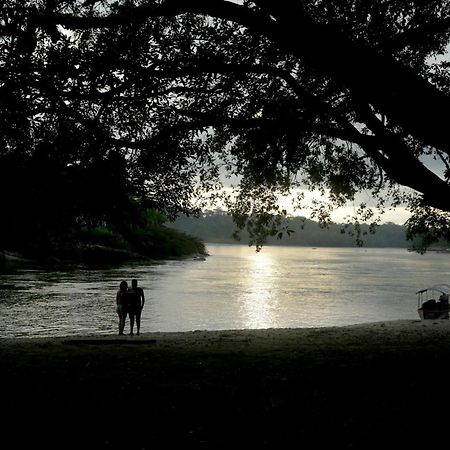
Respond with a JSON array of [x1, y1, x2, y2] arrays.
[[416, 284, 450, 320]]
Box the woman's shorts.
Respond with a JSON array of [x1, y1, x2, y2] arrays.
[[117, 305, 128, 315]]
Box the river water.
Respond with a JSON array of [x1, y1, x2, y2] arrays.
[[1, 244, 449, 338]]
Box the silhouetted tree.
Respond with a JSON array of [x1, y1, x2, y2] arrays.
[[2, 1, 450, 249]]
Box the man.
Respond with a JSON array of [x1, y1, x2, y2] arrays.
[[129, 278, 145, 335]]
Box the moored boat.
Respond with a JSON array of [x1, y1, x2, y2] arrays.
[[417, 284, 450, 320]]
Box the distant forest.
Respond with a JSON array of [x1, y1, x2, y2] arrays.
[[169, 211, 410, 248]]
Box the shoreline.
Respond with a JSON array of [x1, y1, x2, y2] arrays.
[[2, 317, 449, 344], [3, 319, 450, 448]]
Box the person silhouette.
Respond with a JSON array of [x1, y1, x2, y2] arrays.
[[128, 278, 145, 335], [116, 280, 129, 335]]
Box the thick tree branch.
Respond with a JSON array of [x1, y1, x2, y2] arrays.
[[33, 0, 450, 156], [33, 0, 275, 32], [352, 100, 450, 211], [380, 17, 450, 53]]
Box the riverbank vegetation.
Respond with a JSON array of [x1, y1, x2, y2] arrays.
[[0, 135, 205, 263], [74, 211, 207, 264], [0, 199, 206, 264]]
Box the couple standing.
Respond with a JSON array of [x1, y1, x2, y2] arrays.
[[116, 279, 145, 335]]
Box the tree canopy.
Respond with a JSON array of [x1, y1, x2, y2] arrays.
[[2, 0, 450, 251]]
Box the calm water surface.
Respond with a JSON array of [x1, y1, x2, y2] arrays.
[[1, 244, 450, 338]]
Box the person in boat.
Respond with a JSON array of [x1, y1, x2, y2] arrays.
[[439, 293, 449, 308]]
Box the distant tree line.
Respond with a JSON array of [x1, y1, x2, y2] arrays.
[[170, 210, 415, 249]]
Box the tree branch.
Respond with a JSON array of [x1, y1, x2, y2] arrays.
[[33, 1, 450, 156], [351, 99, 450, 211], [380, 17, 450, 53], [33, 0, 275, 32]]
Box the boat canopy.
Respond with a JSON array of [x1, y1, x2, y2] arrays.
[[416, 284, 450, 295]]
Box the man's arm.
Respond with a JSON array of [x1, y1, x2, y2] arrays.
[[141, 288, 145, 308]]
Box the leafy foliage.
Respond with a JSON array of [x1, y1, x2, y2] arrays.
[[79, 209, 206, 262], [1, 1, 450, 251]]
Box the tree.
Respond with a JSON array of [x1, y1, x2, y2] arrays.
[[2, 0, 450, 250]]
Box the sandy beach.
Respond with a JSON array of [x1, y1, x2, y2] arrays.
[[3, 319, 450, 448]]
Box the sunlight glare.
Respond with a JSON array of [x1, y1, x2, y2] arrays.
[[240, 251, 278, 328]]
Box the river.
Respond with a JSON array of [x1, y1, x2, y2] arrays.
[[1, 244, 449, 338]]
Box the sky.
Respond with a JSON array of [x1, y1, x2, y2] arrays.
[[264, 149, 449, 225], [208, 175, 413, 225], [205, 147, 450, 226], [211, 147, 450, 226], [276, 189, 412, 225]]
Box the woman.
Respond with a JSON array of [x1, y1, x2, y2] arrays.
[[116, 280, 129, 335]]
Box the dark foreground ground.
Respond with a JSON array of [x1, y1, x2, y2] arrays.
[[2, 320, 449, 449]]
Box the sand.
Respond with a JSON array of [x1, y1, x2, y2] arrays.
[[2, 319, 450, 448]]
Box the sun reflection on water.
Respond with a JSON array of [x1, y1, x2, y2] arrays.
[[240, 251, 278, 329]]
